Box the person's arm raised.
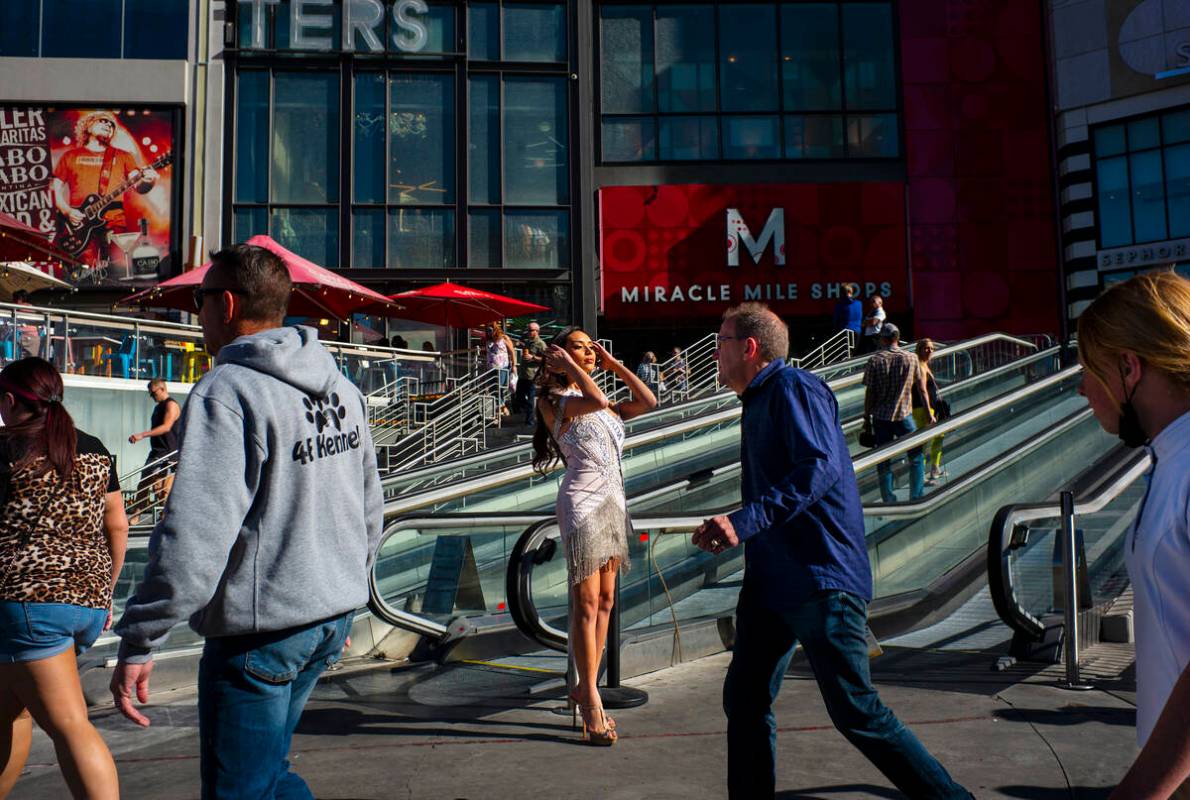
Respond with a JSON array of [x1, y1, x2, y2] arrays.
[[594, 341, 657, 421], [543, 344, 608, 419]]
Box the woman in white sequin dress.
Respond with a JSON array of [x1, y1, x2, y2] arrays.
[[533, 328, 656, 745]]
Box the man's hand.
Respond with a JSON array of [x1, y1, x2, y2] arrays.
[[66, 208, 85, 227], [110, 660, 154, 727], [692, 516, 739, 555], [135, 167, 159, 189]]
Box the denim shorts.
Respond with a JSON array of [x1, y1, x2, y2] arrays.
[[0, 601, 107, 663]]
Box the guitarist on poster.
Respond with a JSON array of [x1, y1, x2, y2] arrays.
[[50, 110, 159, 267]]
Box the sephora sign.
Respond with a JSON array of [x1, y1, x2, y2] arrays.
[[600, 182, 908, 323], [238, 0, 430, 52]]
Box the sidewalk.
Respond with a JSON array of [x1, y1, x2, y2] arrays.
[[12, 642, 1137, 799]]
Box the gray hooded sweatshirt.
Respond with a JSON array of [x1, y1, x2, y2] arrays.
[[115, 326, 384, 661]]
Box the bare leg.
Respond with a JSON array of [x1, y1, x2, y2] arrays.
[[0, 687, 31, 799], [592, 559, 618, 671], [2, 650, 119, 799], [570, 571, 612, 738]]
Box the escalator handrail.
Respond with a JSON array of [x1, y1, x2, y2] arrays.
[[506, 406, 1098, 653], [825, 333, 1040, 391], [987, 449, 1151, 641], [851, 365, 1079, 474]]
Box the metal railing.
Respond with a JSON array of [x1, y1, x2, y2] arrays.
[[655, 333, 719, 405], [791, 329, 855, 370]]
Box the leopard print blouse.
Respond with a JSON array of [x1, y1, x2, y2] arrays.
[[0, 431, 121, 609]]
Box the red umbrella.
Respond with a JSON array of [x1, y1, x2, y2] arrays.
[[0, 212, 83, 273], [122, 234, 400, 319], [368, 281, 548, 327]]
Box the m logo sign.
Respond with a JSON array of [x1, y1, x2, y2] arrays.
[[726, 208, 785, 267]]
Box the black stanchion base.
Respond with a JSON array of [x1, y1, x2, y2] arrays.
[[600, 686, 649, 709]]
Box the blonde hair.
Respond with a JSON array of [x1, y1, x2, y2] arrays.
[[1077, 270, 1190, 395]]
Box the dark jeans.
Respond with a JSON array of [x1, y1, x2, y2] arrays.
[[513, 376, 537, 423], [873, 417, 925, 502], [723, 590, 970, 800], [197, 612, 353, 799]]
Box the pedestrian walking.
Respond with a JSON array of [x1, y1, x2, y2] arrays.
[[636, 351, 661, 397], [912, 338, 947, 485], [110, 244, 385, 797], [513, 322, 547, 425], [832, 284, 864, 341], [1074, 272, 1190, 800], [533, 327, 656, 745], [861, 296, 885, 354], [693, 302, 970, 800], [483, 322, 517, 416], [863, 322, 931, 501], [0, 357, 127, 799], [127, 377, 180, 525]]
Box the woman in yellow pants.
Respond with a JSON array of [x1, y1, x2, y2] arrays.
[[912, 339, 945, 484]]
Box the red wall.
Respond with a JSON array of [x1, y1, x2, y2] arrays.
[[900, 0, 1060, 339]]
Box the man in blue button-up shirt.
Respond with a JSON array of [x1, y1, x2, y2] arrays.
[[694, 303, 970, 800]]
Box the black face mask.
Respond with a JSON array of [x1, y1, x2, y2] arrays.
[[1117, 364, 1148, 448]]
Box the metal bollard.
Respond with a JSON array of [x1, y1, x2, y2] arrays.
[[1058, 491, 1093, 691]]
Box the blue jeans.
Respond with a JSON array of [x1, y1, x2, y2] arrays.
[[723, 590, 970, 800], [873, 417, 925, 502], [197, 612, 353, 799], [0, 601, 107, 663], [514, 377, 538, 424]]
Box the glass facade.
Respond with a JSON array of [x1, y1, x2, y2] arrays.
[[0, 0, 189, 59], [1093, 107, 1190, 248], [598, 1, 899, 162], [231, 0, 571, 271]]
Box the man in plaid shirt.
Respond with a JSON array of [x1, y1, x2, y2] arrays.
[[862, 323, 933, 501]]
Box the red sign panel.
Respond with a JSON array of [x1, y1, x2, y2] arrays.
[[599, 182, 909, 323]]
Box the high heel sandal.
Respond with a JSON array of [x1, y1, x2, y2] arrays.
[[570, 689, 615, 731], [578, 704, 617, 746]]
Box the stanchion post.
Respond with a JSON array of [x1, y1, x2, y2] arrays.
[[1059, 490, 1093, 690], [599, 572, 649, 709]]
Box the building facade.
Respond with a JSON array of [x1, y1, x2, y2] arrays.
[[0, 0, 1068, 349]]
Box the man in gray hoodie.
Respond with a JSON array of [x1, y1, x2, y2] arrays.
[[111, 244, 385, 798]]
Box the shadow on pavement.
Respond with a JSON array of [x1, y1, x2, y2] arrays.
[[996, 786, 1113, 799], [993, 705, 1135, 727], [776, 786, 903, 799]]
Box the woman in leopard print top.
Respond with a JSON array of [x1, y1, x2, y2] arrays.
[[0, 357, 127, 798]]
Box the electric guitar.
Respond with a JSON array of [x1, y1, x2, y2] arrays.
[[52, 150, 172, 257]]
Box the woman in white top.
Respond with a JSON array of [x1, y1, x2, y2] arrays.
[[482, 322, 517, 415], [1077, 271, 1190, 799]]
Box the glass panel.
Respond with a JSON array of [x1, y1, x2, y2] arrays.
[[504, 2, 565, 62], [781, 3, 841, 111], [1165, 144, 1190, 238], [419, 3, 455, 54], [1130, 150, 1167, 243], [1094, 124, 1126, 158], [389, 73, 455, 204], [353, 72, 387, 203], [352, 208, 385, 268], [723, 116, 780, 159], [275, 0, 342, 51], [468, 0, 498, 60], [842, 3, 896, 109], [1096, 156, 1132, 248], [235, 70, 270, 204], [270, 208, 339, 267], [1163, 109, 1190, 145], [602, 118, 656, 162], [505, 210, 568, 268], [124, 0, 189, 59], [719, 5, 778, 112], [785, 115, 845, 158], [469, 209, 501, 267], [601, 6, 654, 114], [658, 116, 719, 160], [504, 78, 569, 205], [1127, 117, 1160, 150], [655, 5, 716, 113], [847, 113, 898, 157], [468, 75, 500, 205], [0, 0, 40, 56], [272, 72, 340, 203], [233, 206, 267, 243], [42, 0, 121, 58], [388, 208, 454, 268]]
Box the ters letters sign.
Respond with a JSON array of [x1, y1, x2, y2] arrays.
[[599, 182, 908, 323]]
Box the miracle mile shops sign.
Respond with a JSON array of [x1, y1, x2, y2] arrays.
[[599, 183, 909, 324]]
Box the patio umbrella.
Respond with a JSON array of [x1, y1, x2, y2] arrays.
[[367, 281, 549, 327], [122, 234, 401, 319], [0, 212, 82, 274], [0, 262, 72, 299]]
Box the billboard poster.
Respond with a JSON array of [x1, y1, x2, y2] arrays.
[[0, 105, 178, 287], [599, 182, 909, 324]]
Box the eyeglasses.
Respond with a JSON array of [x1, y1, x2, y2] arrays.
[[193, 287, 247, 311], [715, 335, 744, 345]]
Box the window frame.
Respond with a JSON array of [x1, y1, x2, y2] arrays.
[[2, 0, 191, 60], [594, 0, 903, 165]]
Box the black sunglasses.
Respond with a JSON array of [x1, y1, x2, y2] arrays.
[[193, 286, 247, 311]]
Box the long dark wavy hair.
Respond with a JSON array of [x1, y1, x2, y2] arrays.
[[0, 357, 78, 480], [531, 326, 590, 475]]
